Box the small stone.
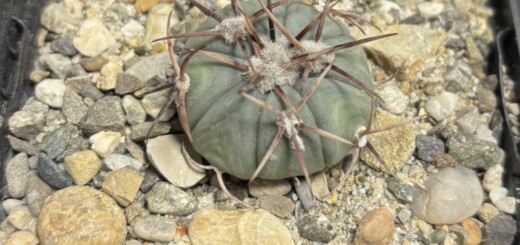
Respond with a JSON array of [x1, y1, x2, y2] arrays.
[[62, 88, 88, 124], [25, 172, 54, 216], [462, 219, 482, 245], [140, 168, 161, 192], [64, 150, 101, 185], [494, 197, 516, 214], [430, 230, 447, 244], [2, 199, 24, 215], [410, 166, 483, 224], [115, 72, 143, 95], [258, 195, 295, 218], [297, 215, 334, 243], [397, 208, 412, 224], [134, 215, 177, 242], [434, 154, 458, 168], [78, 83, 105, 101], [135, 0, 158, 12], [40, 2, 81, 34], [41, 54, 72, 79], [131, 121, 171, 141], [189, 208, 293, 244], [122, 95, 146, 125], [482, 213, 516, 245], [50, 38, 77, 57], [37, 186, 127, 244], [97, 60, 123, 91], [425, 91, 458, 121], [5, 153, 29, 198], [146, 134, 205, 188], [37, 153, 73, 189], [376, 81, 409, 114], [475, 123, 497, 144], [489, 187, 508, 204], [35, 79, 67, 108], [125, 202, 143, 224], [73, 19, 116, 57], [455, 107, 480, 134], [103, 153, 143, 170], [145, 181, 198, 215], [387, 178, 414, 203], [89, 131, 122, 157], [417, 2, 444, 19], [4, 231, 38, 245], [65, 64, 87, 78], [121, 20, 145, 47], [248, 179, 291, 198], [506, 102, 520, 116], [360, 108, 416, 173], [29, 70, 50, 83], [447, 132, 505, 170], [354, 208, 394, 245], [464, 36, 484, 67], [7, 206, 36, 232], [80, 56, 109, 72], [143, 4, 179, 51], [8, 99, 48, 140], [482, 164, 503, 192], [310, 171, 330, 201], [126, 52, 171, 82], [141, 89, 176, 121], [64, 75, 91, 92], [102, 167, 143, 207], [81, 96, 126, 135], [478, 204, 499, 224], [126, 138, 146, 163], [41, 123, 76, 159], [477, 88, 497, 113], [415, 135, 445, 163]]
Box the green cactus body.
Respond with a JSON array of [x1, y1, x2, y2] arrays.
[[180, 1, 373, 180]]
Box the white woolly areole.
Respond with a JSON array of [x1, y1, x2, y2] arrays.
[[300, 40, 335, 72], [215, 17, 246, 43]]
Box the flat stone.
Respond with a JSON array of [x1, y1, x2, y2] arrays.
[[133, 215, 177, 243], [4, 231, 38, 245], [145, 181, 198, 215], [310, 171, 330, 201], [7, 206, 36, 232], [89, 131, 122, 157], [8, 99, 48, 140], [81, 96, 126, 135], [258, 195, 295, 218], [482, 213, 516, 245], [477, 203, 499, 224], [37, 186, 127, 245], [146, 134, 205, 188], [103, 153, 143, 170], [248, 179, 292, 198], [37, 153, 73, 189], [41, 54, 72, 79], [131, 121, 171, 141], [425, 91, 458, 121], [189, 208, 294, 244], [5, 153, 29, 198], [41, 123, 77, 159], [115, 72, 143, 95], [35, 79, 67, 108], [80, 56, 109, 72], [25, 172, 54, 216], [140, 168, 161, 192], [360, 108, 416, 173], [354, 208, 394, 245], [50, 38, 77, 57], [447, 132, 504, 170], [376, 81, 409, 114], [410, 166, 483, 224], [40, 2, 81, 34], [126, 52, 171, 82], [482, 164, 503, 192], [141, 89, 176, 121], [102, 167, 143, 207], [62, 88, 88, 124], [415, 135, 445, 163], [122, 95, 146, 125], [297, 215, 335, 243], [73, 19, 116, 57], [64, 150, 101, 185]]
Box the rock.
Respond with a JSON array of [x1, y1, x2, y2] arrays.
[[8, 99, 48, 140], [7, 135, 40, 156], [25, 172, 53, 216], [140, 168, 161, 192], [102, 167, 143, 207], [376, 81, 409, 114], [121, 19, 145, 47], [354, 208, 394, 245], [146, 134, 205, 188], [64, 75, 91, 92], [122, 95, 146, 125], [310, 171, 330, 201], [7, 206, 36, 232], [434, 154, 458, 168], [40, 2, 81, 34], [143, 4, 179, 51], [37, 186, 127, 244], [4, 231, 38, 245], [464, 36, 485, 67], [65, 63, 87, 78], [73, 19, 116, 57], [397, 208, 412, 224], [494, 197, 516, 214], [89, 131, 122, 157], [248, 179, 291, 198], [80, 56, 109, 72], [41, 54, 72, 79], [79, 84, 105, 101], [63, 150, 101, 185], [477, 88, 497, 113], [482, 213, 516, 245], [103, 153, 143, 170], [131, 121, 171, 141], [430, 230, 447, 244], [417, 2, 444, 19], [456, 107, 480, 134], [478, 203, 500, 224], [444, 61, 472, 92], [141, 89, 176, 121], [387, 178, 414, 203], [0, 231, 6, 245], [5, 153, 29, 198], [29, 70, 50, 83], [482, 164, 503, 192], [81, 96, 126, 135], [297, 215, 335, 243], [462, 219, 482, 245], [447, 132, 505, 170], [360, 108, 416, 173], [135, 0, 158, 12], [35, 79, 67, 108], [415, 135, 445, 163], [62, 88, 88, 124], [145, 181, 198, 215], [425, 91, 458, 121], [133, 75, 168, 98], [410, 166, 483, 224], [126, 137, 146, 163], [489, 187, 507, 204], [50, 38, 77, 57], [41, 124, 76, 159], [2, 199, 24, 215], [37, 153, 73, 189], [97, 60, 124, 91], [115, 72, 143, 95], [475, 123, 498, 144], [133, 215, 177, 242], [506, 102, 520, 116], [126, 52, 171, 82], [258, 195, 295, 218], [189, 208, 294, 244]]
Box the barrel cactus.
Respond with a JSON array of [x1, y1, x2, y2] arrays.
[[157, 0, 395, 186]]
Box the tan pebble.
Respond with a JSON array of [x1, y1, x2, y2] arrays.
[[5, 231, 38, 245], [354, 208, 395, 245], [7, 206, 36, 232], [80, 56, 109, 72], [434, 154, 457, 168], [477, 203, 499, 223], [64, 150, 101, 185], [135, 0, 158, 12], [102, 167, 143, 207], [462, 219, 482, 245]]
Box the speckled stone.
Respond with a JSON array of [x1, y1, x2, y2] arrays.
[[447, 132, 504, 170], [81, 96, 126, 135], [62, 88, 88, 124], [37, 186, 127, 245], [7, 135, 40, 156], [145, 181, 198, 215], [297, 215, 335, 243], [354, 208, 394, 245], [39, 1, 81, 34], [478, 203, 500, 224], [482, 213, 516, 245], [115, 72, 143, 95], [415, 135, 445, 163], [476, 88, 497, 113], [50, 38, 76, 57], [102, 167, 143, 207], [376, 81, 409, 114], [133, 215, 177, 243], [103, 153, 143, 171], [126, 52, 171, 82], [64, 150, 101, 185], [5, 153, 29, 198], [41, 123, 76, 159], [8, 99, 48, 140]]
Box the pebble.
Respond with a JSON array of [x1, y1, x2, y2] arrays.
[[455, 107, 480, 134], [478, 203, 500, 224], [489, 187, 508, 204], [40, 2, 81, 34], [145, 181, 198, 215], [189, 208, 294, 244], [360, 108, 416, 173], [482, 164, 503, 192], [447, 132, 505, 170], [115, 72, 143, 95], [37, 153, 73, 189], [417, 2, 444, 19], [41, 123, 76, 159], [7, 206, 36, 232], [387, 178, 414, 203], [89, 131, 122, 158], [78, 83, 105, 101], [506, 102, 520, 116], [73, 19, 116, 57], [430, 230, 447, 244], [41, 53, 73, 79], [4, 231, 38, 245], [125, 137, 146, 163], [135, 0, 158, 13], [376, 81, 409, 114], [0, 232, 6, 244], [2, 199, 24, 215], [415, 135, 445, 163], [35, 79, 67, 108], [64, 75, 91, 92], [101, 167, 143, 207], [141, 89, 176, 121], [296, 215, 334, 243], [354, 208, 395, 245], [494, 197, 516, 214], [310, 171, 330, 201], [146, 134, 205, 188], [65, 63, 87, 78], [248, 179, 292, 198], [131, 121, 171, 141], [25, 172, 54, 216], [29, 70, 50, 83], [397, 208, 412, 224], [462, 219, 482, 245], [50, 38, 77, 57], [81, 96, 126, 135], [62, 88, 88, 124], [37, 186, 127, 244], [143, 4, 178, 51], [8, 99, 48, 140], [97, 60, 124, 91], [133, 215, 177, 242], [258, 195, 295, 218], [434, 153, 458, 168], [103, 154, 141, 171], [140, 168, 161, 192], [126, 52, 171, 82], [122, 95, 146, 125], [80, 56, 109, 72], [5, 153, 29, 198], [121, 19, 145, 47], [476, 88, 497, 113], [410, 166, 483, 224], [63, 150, 101, 185], [425, 91, 458, 121], [481, 213, 516, 245]]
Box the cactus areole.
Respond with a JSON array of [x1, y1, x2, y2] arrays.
[[178, 0, 375, 180]]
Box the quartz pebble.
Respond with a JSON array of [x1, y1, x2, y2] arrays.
[[425, 91, 458, 121], [354, 208, 395, 245], [89, 131, 121, 158], [73, 19, 116, 57], [494, 197, 516, 214], [102, 167, 143, 207], [64, 150, 101, 185], [489, 187, 508, 204], [5, 153, 29, 198], [145, 181, 198, 215], [482, 164, 503, 192], [40, 1, 81, 34], [133, 215, 177, 242], [35, 79, 67, 108], [103, 153, 143, 170]]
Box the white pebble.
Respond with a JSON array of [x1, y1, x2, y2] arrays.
[[482, 164, 503, 192], [73, 19, 116, 57], [489, 187, 508, 204], [35, 79, 67, 108], [495, 197, 517, 214], [425, 91, 458, 121]]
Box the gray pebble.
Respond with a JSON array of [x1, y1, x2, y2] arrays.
[[5, 153, 29, 198], [294, 177, 315, 211], [62, 88, 88, 124], [64, 75, 90, 93], [258, 195, 295, 218], [482, 213, 517, 245], [477, 88, 497, 113], [41, 123, 77, 159], [455, 107, 480, 134], [140, 168, 161, 193], [415, 135, 445, 163], [78, 84, 105, 101], [7, 135, 40, 156], [65, 63, 87, 78], [145, 181, 198, 216], [126, 52, 171, 83], [115, 72, 143, 95], [297, 215, 335, 243], [81, 96, 126, 135], [25, 172, 54, 216], [37, 153, 73, 189], [50, 38, 77, 57], [130, 122, 171, 141], [80, 56, 109, 72], [8, 99, 48, 140], [41, 53, 73, 79], [387, 178, 414, 203], [447, 132, 504, 170], [397, 208, 412, 224]]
